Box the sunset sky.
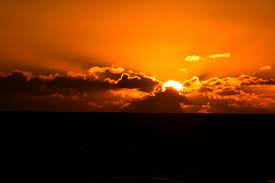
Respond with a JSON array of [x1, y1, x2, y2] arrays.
[[0, 0, 275, 112]]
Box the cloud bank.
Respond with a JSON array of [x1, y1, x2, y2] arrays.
[[0, 68, 160, 111], [0, 67, 274, 113]]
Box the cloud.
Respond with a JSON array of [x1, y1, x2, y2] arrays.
[[89, 66, 125, 80], [183, 76, 201, 90], [88, 66, 161, 92], [89, 66, 125, 75], [183, 90, 275, 114], [0, 67, 275, 113], [179, 68, 188, 72], [131, 74, 275, 113], [209, 53, 231, 59], [0, 72, 7, 78], [132, 89, 188, 113], [184, 53, 231, 62], [8, 70, 33, 81], [13, 88, 148, 112], [116, 74, 161, 92], [181, 74, 275, 113], [260, 65, 272, 71], [0, 67, 160, 111], [185, 55, 201, 62]]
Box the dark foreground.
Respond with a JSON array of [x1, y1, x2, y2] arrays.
[[3, 113, 275, 182], [79, 113, 275, 183]]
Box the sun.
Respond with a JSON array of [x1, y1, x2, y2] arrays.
[[162, 80, 184, 92]]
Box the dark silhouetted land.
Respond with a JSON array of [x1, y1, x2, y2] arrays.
[[3, 113, 274, 182], [78, 113, 275, 183]]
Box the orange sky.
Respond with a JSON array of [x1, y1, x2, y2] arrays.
[[0, 0, 274, 81]]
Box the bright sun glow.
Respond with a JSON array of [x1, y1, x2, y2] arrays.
[[162, 80, 184, 92]]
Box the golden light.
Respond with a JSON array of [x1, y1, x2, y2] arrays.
[[162, 80, 184, 92]]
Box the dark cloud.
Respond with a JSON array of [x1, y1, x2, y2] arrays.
[[132, 89, 188, 113], [0, 67, 158, 111], [0, 68, 274, 113], [0, 70, 116, 96], [0, 67, 161, 95], [88, 66, 162, 92], [0, 70, 33, 95], [116, 74, 161, 92]]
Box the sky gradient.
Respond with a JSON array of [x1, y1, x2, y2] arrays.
[[0, 0, 274, 112]]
